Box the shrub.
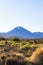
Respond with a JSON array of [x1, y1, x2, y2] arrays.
[[0, 38, 6, 41], [0, 44, 5, 47], [13, 38, 20, 42], [21, 44, 31, 51], [31, 44, 37, 48]]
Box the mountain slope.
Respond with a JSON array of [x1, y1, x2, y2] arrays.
[[0, 26, 43, 39], [33, 32, 43, 38], [7, 26, 33, 38]]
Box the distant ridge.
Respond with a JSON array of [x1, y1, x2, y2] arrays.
[[0, 26, 43, 39]]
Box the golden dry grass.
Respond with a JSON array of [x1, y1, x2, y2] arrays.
[[31, 47, 43, 63]]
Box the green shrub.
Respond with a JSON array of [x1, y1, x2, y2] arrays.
[[13, 38, 20, 42], [0, 38, 6, 41]]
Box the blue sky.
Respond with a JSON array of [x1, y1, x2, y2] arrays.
[[0, 0, 43, 32]]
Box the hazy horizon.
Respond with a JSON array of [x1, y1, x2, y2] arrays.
[[0, 0, 43, 32]]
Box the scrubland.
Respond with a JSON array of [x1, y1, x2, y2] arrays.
[[0, 38, 43, 65]]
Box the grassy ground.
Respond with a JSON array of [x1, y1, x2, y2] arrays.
[[0, 38, 43, 65]]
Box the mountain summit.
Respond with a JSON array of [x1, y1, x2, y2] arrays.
[[0, 26, 43, 39], [7, 26, 32, 38]]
